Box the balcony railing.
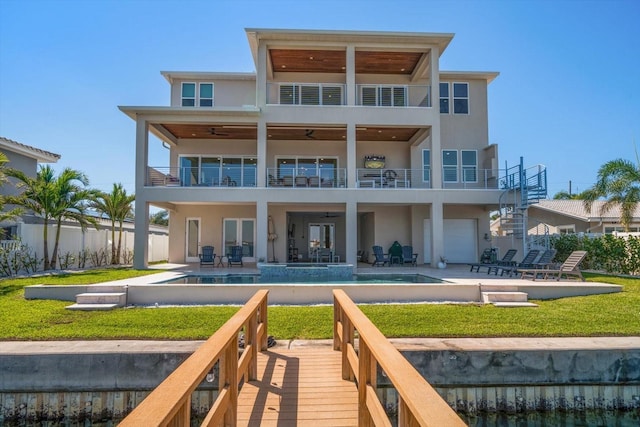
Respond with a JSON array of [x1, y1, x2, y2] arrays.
[[147, 166, 502, 190], [356, 84, 431, 107], [441, 167, 502, 189], [267, 168, 347, 188], [147, 166, 257, 187], [267, 83, 346, 106]]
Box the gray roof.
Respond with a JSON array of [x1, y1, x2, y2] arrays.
[[0, 136, 61, 163], [533, 200, 640, 221]]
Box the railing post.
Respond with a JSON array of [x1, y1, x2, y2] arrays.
[[342, 315, 353, 380], [333, 296, 341, 351], [247, 316, 258, 381], [358, 338, 372, 427], [221, 341, 238, 426], [260, 298, 268, 351]]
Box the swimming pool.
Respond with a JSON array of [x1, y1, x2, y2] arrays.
[[159, 273, 442, 285]]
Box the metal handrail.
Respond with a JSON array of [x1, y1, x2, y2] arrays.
[[119, 290, 269, 427], [333, 289, 465, 426]]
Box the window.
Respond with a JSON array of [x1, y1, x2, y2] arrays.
[[439, 82, 449, 113], [179, 155, 255, 186], [440, 82, 469, 114], [442, 150, 458, 182], [359, 85, 406, 106], [181, 83, 196, 107], [461, 150, 477, 182], [558, 225, 576, 234], [279, 84, 343, 105], [453, 83, 469, 114], [422, 150, 431, 182], [181, 82, 214, 107], [199, 83, 213, 107]]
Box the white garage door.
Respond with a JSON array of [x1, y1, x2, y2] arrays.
[[423, 219, 477, 263]]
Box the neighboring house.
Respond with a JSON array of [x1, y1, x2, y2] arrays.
[[0, 136, 61, 239], [0, 136, 168, 264], [526, 200, 640, 235], [120, 28, 543, 269]]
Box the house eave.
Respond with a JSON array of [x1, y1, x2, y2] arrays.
[[118, 106, 261, 121]]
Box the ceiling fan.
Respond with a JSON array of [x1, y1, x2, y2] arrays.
[[209, 128, 229, 136], [304, 129, 316, 139], [323, 212, 339, 218]]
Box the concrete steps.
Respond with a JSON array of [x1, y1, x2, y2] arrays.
[[482, 291, 538, 308], [65, 292, 126, 311]]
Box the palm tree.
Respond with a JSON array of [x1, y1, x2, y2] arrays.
[[552, 190, 589, 200], [90, 183, 135, 264], [582, 158, 640, 231], [6, 165, 98, 270], [150, 209, 168, 226], [0, 152, 23, 225]]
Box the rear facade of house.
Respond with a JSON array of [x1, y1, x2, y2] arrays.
[[121, 28, 514, 269]]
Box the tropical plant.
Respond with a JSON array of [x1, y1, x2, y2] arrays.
[[6, 165, 98, 270], [582, 158, 640, 231], [90, 183, 135, 264], [552, 190, 588, 200], [150, 209, 168, 226], [0, 152, 23, 225]]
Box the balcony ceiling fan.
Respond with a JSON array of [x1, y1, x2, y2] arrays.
[[305, 129, 316, 139], [209, 128, 229, 136]]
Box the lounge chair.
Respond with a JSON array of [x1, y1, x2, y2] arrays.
[[227, 245, 244, 267], [401, 245, 418, 266], [199, 246, 215, 267], [371, 245, 389, 267], [495, 249, 540, 276], [469, 249, 517, 273], [520, 250, 587, 281]]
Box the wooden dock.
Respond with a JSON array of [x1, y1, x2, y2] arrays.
[[237, 346, 358, 426]]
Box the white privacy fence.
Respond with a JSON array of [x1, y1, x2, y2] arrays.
[[4, 223, 168, 264]]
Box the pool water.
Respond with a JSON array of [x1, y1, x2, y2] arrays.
[[159, 273, 442, 285]]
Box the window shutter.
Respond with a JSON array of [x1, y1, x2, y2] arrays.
[[300, 85, 320, 105], [322, 86, 342, 105], [279, 85, 299, 105], [361, 86, 377, 106]]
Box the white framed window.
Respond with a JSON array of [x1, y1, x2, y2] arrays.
[[439, 82, 469, 114], [181, 82, 214, 107], [453, 82, 469, 114], [558, 225, 576, 234], [439, 82, 449, 114], [359, 85, 407, 107], [422, 149, 431, 182], [279, 84, 343, 105], [442, 150, 458, 182], [461, 150, 477, 182]]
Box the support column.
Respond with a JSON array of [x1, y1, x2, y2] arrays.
[[257, 120, 267, 187], [345, 200, 357, 265], [430, 201, 444, 268], [429, 47, 442, 189], [347, 123, 356, 188], [346, 45, 356, 106], [133, 119, 149, 269], [256, 43, 267, 108], [256, 201, 268, 263]]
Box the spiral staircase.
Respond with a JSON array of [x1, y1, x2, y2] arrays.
[[498, 158, 548, 253]]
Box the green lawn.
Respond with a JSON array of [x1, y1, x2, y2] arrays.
[[0, 270, 638, 340]]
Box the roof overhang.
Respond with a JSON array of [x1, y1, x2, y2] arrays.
[[0, 137, 60, 163], [440, 71, 500, 84], [161, 71, 256, 84]]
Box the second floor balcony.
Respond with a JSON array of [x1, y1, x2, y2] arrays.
[[266, 83, 431, 107], [147, 166, 502, 190]]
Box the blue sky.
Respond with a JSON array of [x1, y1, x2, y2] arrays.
[[0, 0, 638, 198]]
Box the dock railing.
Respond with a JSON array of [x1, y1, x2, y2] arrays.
[[333, 289, 465, 426], [119, 289, 269, 427]]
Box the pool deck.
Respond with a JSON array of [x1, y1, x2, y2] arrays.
[[24, 262, 623, 306]]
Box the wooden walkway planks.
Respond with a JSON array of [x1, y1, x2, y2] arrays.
[[237, 347, 358, 426]]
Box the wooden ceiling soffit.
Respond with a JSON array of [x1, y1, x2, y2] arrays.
[[267, 126, 347, 141], [356, 51, 423, 75], [162, 124, 258, 140], [355, 127, 420, 142], [270, 49, 346, 73]]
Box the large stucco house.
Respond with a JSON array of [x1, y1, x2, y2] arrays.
[[121, 28, 546, 269]]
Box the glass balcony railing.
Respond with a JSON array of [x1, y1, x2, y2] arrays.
[[147, 166, 502, 190], [266, 167, 347, 188], [356, 85, 431, 107], [147, 166, 257, 187], [267, 83, 346, 106]]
